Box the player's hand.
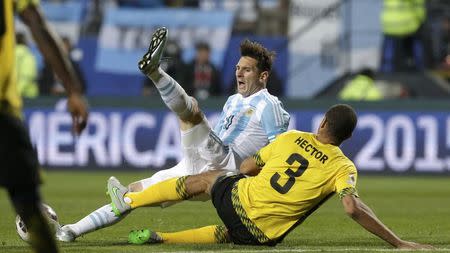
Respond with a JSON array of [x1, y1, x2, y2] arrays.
[[397, 240, 434, 250], [67, 93, 89, 135]]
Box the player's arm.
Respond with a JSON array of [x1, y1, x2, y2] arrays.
[[239, 156, 261, 176], [19, 4, 88, 135], [240, 137, 278, 176], [341, 194, 433, 250]]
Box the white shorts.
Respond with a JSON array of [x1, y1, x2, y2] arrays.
[[137, 120, 240, 189]]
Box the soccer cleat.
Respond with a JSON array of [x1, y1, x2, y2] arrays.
[[138, 27, 168, 75], [55, 225, 76, 242], [107, 176, 131, 216], [128, 229, 163, 244]]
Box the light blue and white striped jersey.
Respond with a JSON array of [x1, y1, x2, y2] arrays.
[[213, 89, 290, 160]]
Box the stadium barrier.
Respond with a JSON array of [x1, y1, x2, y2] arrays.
[[24, 97, 450, 174]]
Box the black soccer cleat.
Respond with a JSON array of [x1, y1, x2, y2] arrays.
[[138, 27, 168, 75]]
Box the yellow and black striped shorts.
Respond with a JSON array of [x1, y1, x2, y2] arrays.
[[211, 174, 275, 246]]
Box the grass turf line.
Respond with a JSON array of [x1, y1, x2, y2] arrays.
[[0, 171, 449, 252]]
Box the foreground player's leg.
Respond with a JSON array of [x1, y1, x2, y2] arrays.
[[139, 27, 196, 121], [10, 188, 58, 253], [128, 225, 230, 244]]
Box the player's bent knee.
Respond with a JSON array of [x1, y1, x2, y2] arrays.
[[185, 172, 221, 195], [179, 97, 204, 126], [203, 170, 229, 194], [185, 175, 207, 195], [179, 114, 205, 130], [128, 181, 144, 192]]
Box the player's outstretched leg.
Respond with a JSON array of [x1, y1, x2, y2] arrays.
[[56, 177, 133, 242], [54, 163, 189, 242], [128, 229, 163, 244], [128, 225, 230, 244], [139, 27, 197, 122], [55, 203, 130, 242], [10, 188, 58, 253]]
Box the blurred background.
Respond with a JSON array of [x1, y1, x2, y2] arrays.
[[16, 0, 450, 174]]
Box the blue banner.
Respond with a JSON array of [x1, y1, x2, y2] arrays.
[[24, 104, 450, 173], [96, 8, 234, 74], [41, 1, 85, 22], [15, 1, 85, 69]]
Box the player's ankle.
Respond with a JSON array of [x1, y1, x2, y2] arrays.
[[148, 67, 163, 83]]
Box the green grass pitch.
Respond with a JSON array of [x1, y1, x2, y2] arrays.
[[0, 171, 449, 253]]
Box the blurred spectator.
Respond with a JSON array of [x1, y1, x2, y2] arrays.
[[164, 0, 199, 7], [431, 15, 450, 74], [265, 68, 284, 97], [39, 60, 54, 95], [39, 37, 86, 95], [15, 33, 39, 98], [142, 40, 189, 96], [338, 68, 383, 101], [200, 0, 259, 34], [256, 0, 290, 36], [379, 0, 426, 73], [436, 17, 450, 65], [186, 42, 222, 99], [118, 0, 164, 8], [81, 0, 118, 36], [81, 0, 103, 36], [416, 0, 450, 77], [200, 0, 288, 35]]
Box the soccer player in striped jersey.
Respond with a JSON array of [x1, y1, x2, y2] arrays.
[[57, 27, 290, 242], [1, 1, 88, 252], [123, 104, 432, 250]]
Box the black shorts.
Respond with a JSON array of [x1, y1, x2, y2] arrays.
[[0, 113, 40, 189], [211, 174, 272, 246]]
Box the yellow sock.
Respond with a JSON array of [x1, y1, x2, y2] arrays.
[[158, 225, 229, 244], [126, 176, 190, 209]]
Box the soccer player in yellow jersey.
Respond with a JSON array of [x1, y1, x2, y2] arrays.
[[1, 1, 88, 252], [111, 104, 431, 249]]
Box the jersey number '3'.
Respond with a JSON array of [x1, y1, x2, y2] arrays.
[[270, 153, 309, 194]]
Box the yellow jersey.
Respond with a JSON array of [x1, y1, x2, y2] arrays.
[[235, 130, 358, 243], [0, 0, 39, 117]]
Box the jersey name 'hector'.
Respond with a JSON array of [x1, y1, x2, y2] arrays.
[[294, 136, 328, 164]]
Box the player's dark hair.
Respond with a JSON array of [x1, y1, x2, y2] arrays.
[[240, 39, 275, 73], [325, 104, 357, 144]]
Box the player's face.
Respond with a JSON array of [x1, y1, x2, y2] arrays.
[[235, 56, 267, 97]]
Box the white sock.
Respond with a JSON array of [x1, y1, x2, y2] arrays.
[[66, 204, 128, 237], [152, 68, 194, 119]]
